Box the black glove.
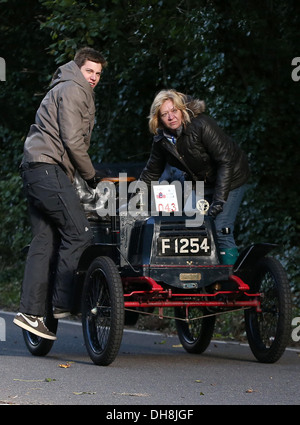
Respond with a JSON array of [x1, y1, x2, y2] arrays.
[[95, 168, 107, 180], [208, 201, 224, 219], [85, 168, 107, 189], [85, 175, 98, 189]]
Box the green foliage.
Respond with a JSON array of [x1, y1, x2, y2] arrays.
[[0, 0, 299, 309], [0, 173, 29, 259], [0, 172, 30, 308]]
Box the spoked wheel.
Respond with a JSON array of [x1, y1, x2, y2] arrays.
[[175, 307, 216, 354], [22, 309, 58, 356], [82, 256, 124, 366], [245, 257, 292, 363]]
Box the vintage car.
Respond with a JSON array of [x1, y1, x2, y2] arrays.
[[22, 167, 292, 366]]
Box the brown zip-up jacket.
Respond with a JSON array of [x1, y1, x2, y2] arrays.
[[21, 60, 96, 182]]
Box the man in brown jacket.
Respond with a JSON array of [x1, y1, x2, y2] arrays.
[[14, 47, 107, 340]]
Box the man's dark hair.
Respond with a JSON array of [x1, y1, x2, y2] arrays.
[[74, 47, 107, 68]]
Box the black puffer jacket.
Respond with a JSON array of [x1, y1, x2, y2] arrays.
[[139, 114, 250, 202]]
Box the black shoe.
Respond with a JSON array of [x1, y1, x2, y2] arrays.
[[13, 313, 57, 340], [53, 308, 71, 319]]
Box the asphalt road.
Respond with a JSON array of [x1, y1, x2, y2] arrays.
[[0, 310, 299, 407]]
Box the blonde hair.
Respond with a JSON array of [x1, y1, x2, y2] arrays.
[[148, 89, 205, 134]]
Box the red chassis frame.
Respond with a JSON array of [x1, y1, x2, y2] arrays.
[[122, 274, 262, 315]]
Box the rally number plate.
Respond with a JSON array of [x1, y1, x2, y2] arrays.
[[157, 236, 211, 256]]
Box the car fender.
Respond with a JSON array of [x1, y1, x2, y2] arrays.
[[233, 243, 278, 280]]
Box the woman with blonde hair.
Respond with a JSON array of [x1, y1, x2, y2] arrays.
[[139, 89, 250, 265]]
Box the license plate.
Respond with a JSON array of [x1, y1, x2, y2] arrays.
[[157, 236, 211, 256]]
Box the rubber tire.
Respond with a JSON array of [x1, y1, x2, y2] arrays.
[[175, 307, 216, 354], [82, 256, 124, 366], [245, 257, 292, 363], [22, 311, 58, 356]]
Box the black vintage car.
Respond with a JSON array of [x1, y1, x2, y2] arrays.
[[22, 168, 292, 366]]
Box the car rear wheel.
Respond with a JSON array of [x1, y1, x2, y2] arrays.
[[175, 307, 216, 354]]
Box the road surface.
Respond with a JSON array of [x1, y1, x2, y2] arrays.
[[0, 310, 299, 407]]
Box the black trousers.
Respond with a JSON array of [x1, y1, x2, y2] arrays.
[[19, 164, 93, 316]]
